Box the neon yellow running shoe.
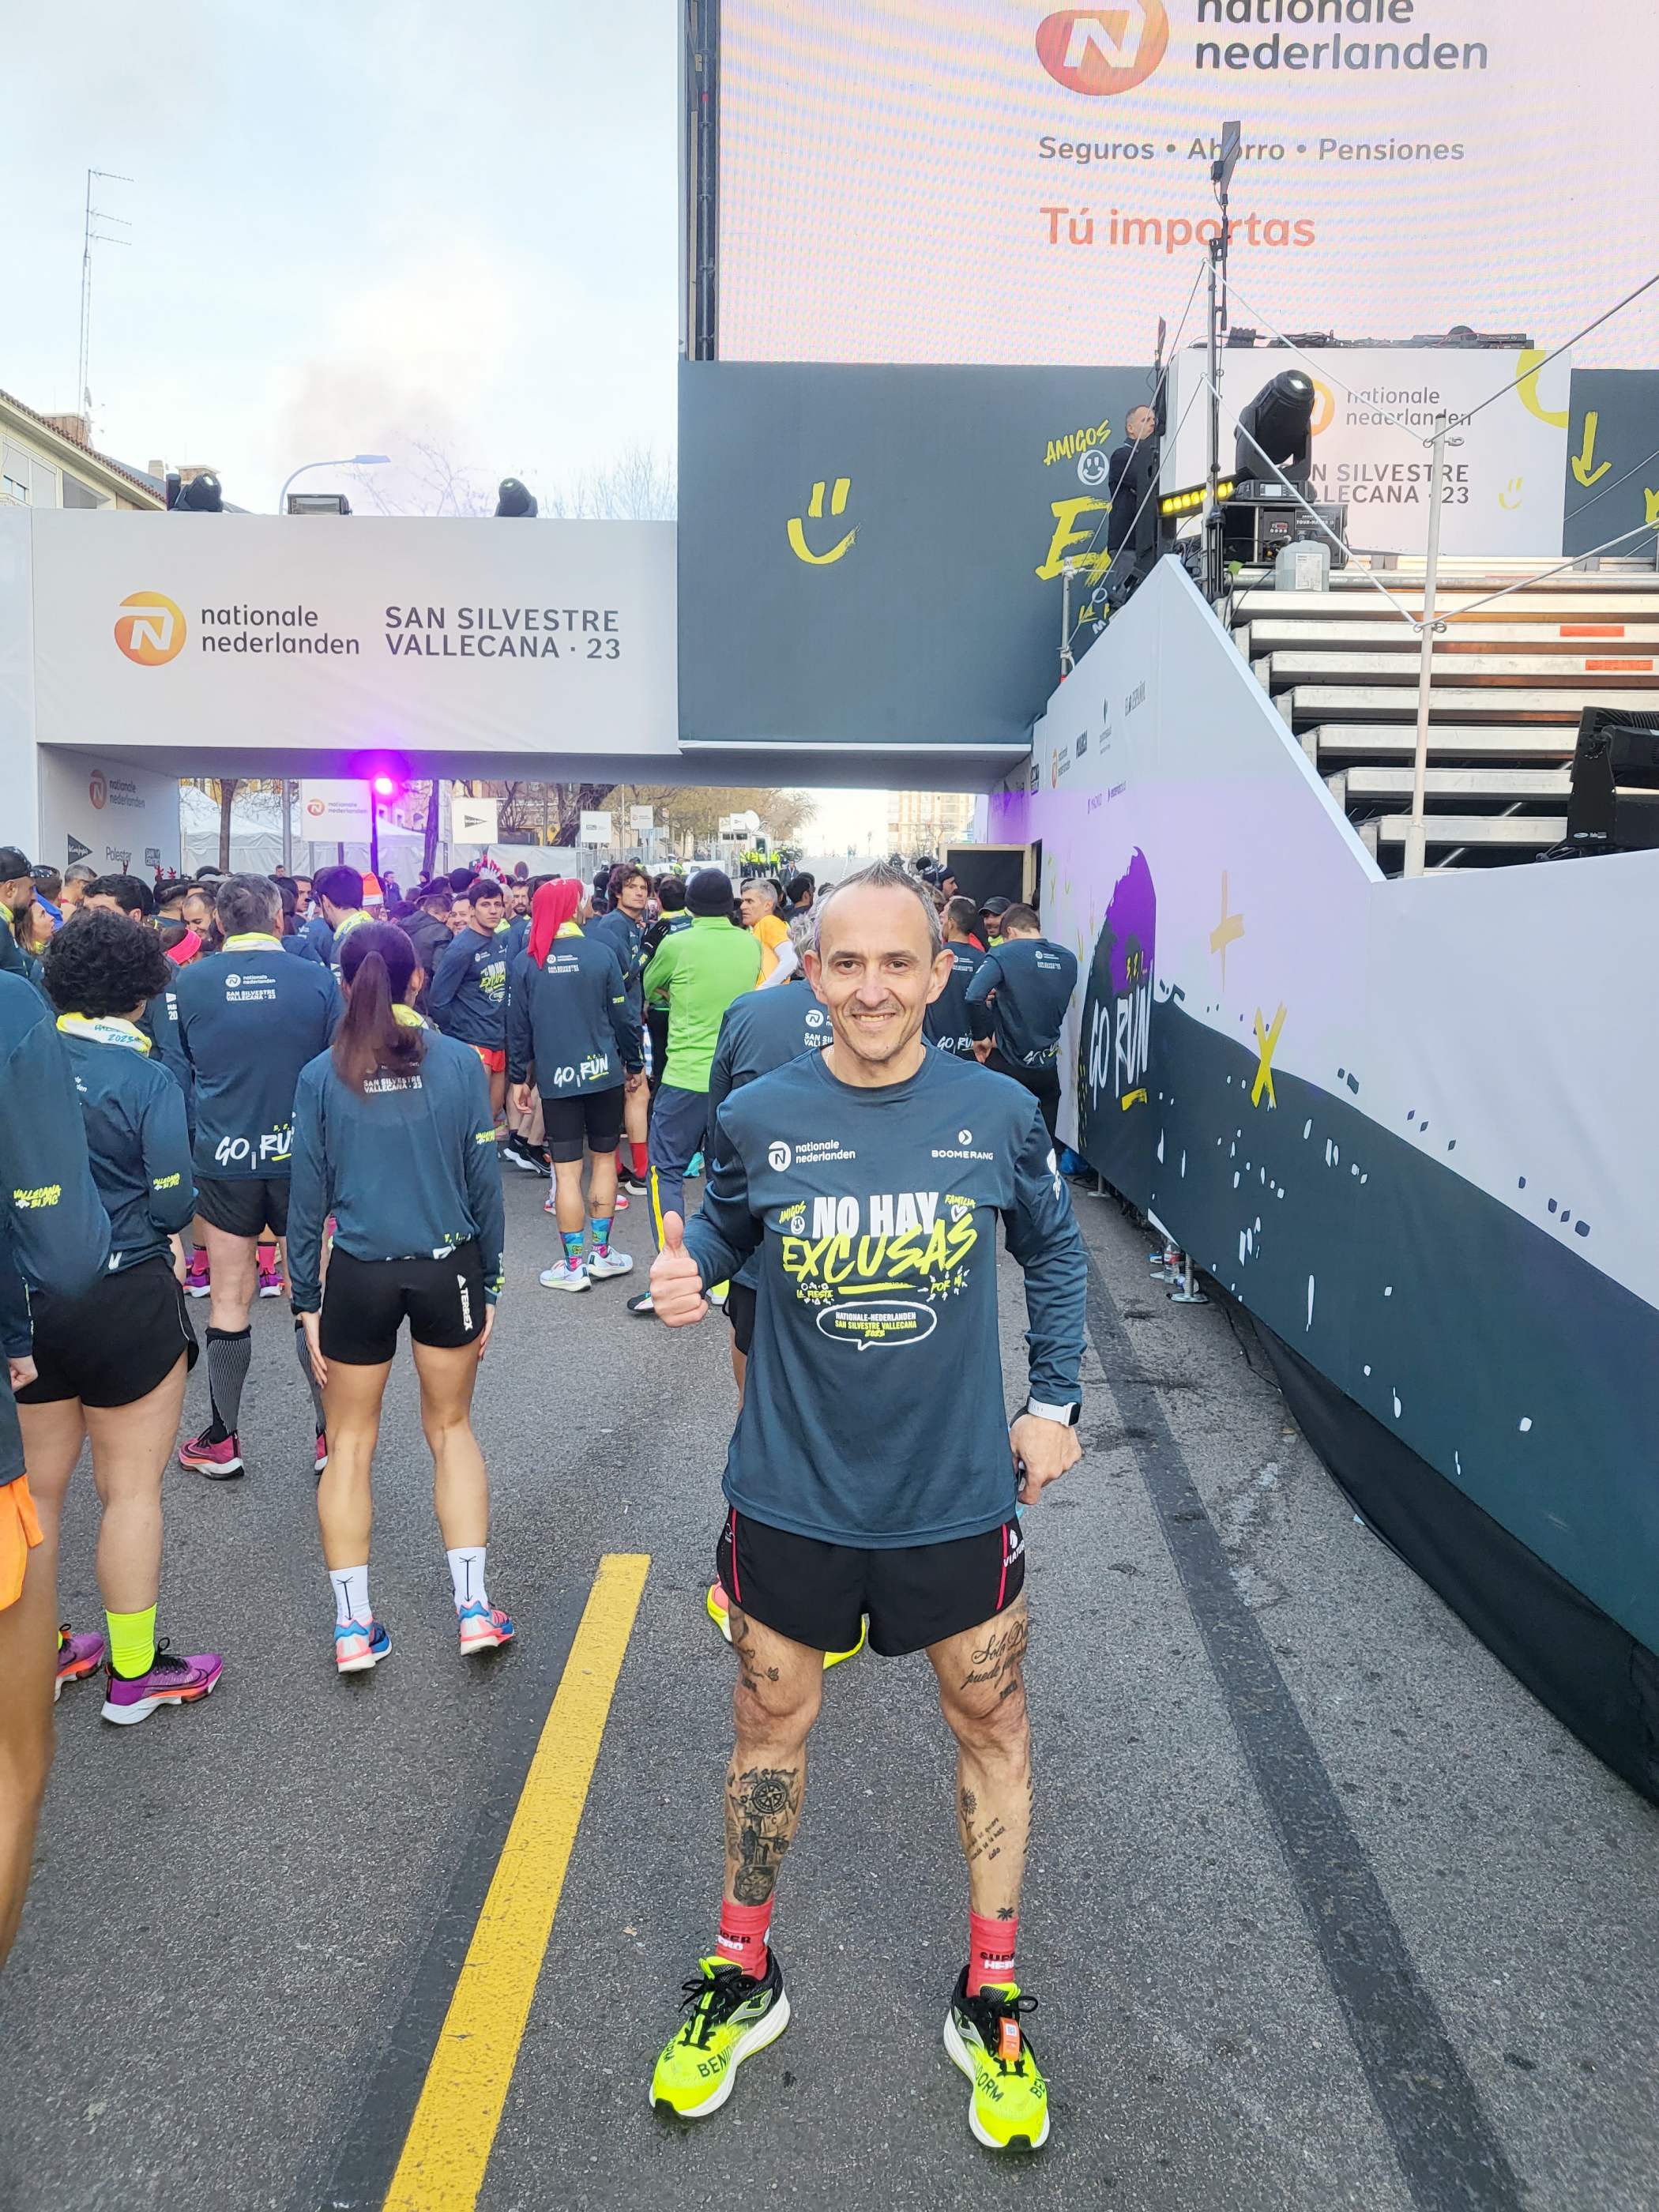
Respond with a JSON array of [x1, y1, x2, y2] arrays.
[[705, 1582, 866, 1672], [943, 1970, 1051, 2150], [650, 1953, 790, 2120]]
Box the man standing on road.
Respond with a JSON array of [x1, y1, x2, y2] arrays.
[[429, 877, 521, 1156], [173, 875, 341, 1480], [640, 877, 690, 1101], [924, 897, 991, 1058], [0, 849, 40, 982], [311, 863, 369, 976], [628, 869, 760, 1315], [965, 905, 1078, 1143], [646, 860, 1085, 2151], [507, 880, 641, 1292], [739, 877, 796, 988], [589, 864, 653, 1192], [402, 881, 454, 1012]]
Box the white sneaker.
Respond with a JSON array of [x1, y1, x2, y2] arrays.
[[540, 1263, 591, 1292], [587, 1247, 634, 1279]]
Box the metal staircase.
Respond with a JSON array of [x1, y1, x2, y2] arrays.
[[1227, 555, 1659, 871]]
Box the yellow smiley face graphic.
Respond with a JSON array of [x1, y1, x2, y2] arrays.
[[788, 477, 857, 565]]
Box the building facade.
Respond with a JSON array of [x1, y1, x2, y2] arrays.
[[885, 788, 976, 859], [1, 388, 165, 512]]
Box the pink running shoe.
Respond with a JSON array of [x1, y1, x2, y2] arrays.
[[257, 1255, 284, 1300], [184, 1251, 211, 1300], [334, 1619, 391, 1675], [101, 1642, 222, 1726], [458, 1601, 515, 1657], [179, 1429, 243, 1479], [314, 1431, 329, 1476], [55, 1625, 106, 1702], [614, 1188, 630, 1211]]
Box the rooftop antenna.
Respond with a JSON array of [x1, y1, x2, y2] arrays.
[[77, 167, 133, 425]]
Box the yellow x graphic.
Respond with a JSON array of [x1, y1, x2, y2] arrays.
[[1251, 1003, 1285, 1109]]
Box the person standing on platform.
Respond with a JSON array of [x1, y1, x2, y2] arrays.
[[965, 905, 1078, 1142]]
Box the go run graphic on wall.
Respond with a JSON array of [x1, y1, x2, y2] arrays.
[[713, 0, 1659, 367]]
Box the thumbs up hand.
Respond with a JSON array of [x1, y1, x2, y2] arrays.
[[650, 1210, 708, 1326]]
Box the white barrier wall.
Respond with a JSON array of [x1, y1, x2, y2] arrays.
[[988, 559, 1659, 1661]]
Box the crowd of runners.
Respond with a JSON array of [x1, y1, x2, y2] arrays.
[[0, 841, 1085, 2153]]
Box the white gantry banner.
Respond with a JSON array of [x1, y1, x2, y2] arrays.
[[27, 513, 679, 762]]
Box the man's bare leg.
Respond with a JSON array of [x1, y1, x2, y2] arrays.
[[930, 1595, 1032, 1921], [724, 1606, 821, 1913]]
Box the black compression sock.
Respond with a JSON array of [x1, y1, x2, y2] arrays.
[[205, 1326, 252, 1438]]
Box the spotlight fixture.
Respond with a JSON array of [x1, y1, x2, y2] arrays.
[[172, 470, 224, 514], [495, 477, 538, 518], [1235, 371, 1316, 488]]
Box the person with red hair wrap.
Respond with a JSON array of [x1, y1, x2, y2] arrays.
[[508, 882, 643, 1292]]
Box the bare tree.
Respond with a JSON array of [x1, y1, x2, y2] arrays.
[[544, 443, 677, 522], [216, 779, 238, 872]]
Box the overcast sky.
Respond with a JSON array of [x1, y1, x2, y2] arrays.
[[6, 0, 679, 514], [4, 2, 901, 850]]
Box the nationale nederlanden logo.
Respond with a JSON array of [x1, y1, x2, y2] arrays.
[[88, 773, 108, 810], [1036, 5, 1169, 95], [114, 590, 186, 667]]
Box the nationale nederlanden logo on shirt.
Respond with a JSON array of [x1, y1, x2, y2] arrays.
[[114, 590, 187, 667], [769, 1141, 792, 1171]]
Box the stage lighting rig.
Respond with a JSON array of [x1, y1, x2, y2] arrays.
[[1235, 371, 1316, 490], [171, 470, 224, 514], [495, 478, 538, 518]]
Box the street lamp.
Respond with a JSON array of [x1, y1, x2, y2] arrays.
[[277, 454, 390, 513]]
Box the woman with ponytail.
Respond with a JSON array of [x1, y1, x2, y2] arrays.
[[288, 924, 512, 1675]]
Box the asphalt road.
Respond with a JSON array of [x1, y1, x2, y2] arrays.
[[2, 1169, 1655, 2212]]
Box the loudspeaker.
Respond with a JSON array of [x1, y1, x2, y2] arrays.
[[1567, 709, 1659, 854]]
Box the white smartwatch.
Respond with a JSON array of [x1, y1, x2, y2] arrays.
[[1022, 1398, 1081, 1427]]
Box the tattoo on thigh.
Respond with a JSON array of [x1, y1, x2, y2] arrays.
[[728, 1608, 781, 1695], [959, 1608, 1029, 1693], [724, 1764, 801, 1905]]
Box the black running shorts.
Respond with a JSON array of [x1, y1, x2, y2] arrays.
[[17, 1254, 198, 1409], [319, 1241, 487, 1365], [716, 1506, 1027, 1659], [725, 1281, 758, 1358], [543, 1088, 626, 1164], [196, 1173, 290, 1240]]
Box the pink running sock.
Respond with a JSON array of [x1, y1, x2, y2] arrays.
[[716, 1895, 774, 1979], [968, 1909, 1018, 1996]]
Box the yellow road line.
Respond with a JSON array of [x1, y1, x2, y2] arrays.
[[384, 1552, 651, 2212]]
